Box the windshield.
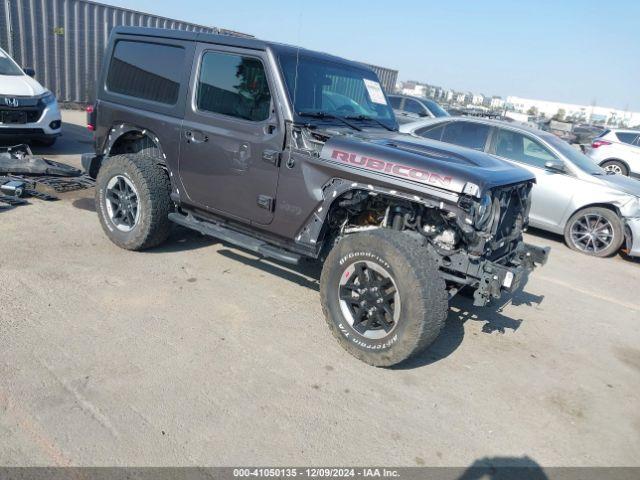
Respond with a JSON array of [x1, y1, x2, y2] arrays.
[[424, 99, 450, 118], [0, 50, 23, 76], [278, 52, 397, 129], [545, 134, 603, 174]]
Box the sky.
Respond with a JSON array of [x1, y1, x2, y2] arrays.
[[98, 0, 640, 111]]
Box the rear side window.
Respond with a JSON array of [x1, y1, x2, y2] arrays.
[[403, 99, 425, 115], [106, 41, 184, 105], [441, 121, 490, 150], [389, 96, 402, 109], [615, 132, 639, 145], [196, 51, 271, 122], [417, 124, 445, 141]]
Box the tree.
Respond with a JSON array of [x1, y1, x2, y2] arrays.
[[553, 108, 566, 121], [527, 106, 538, 116]]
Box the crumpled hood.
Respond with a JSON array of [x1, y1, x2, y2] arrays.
[[319, 130, 535, 197], [0, 73, 46, 96], [591, 172, 640, 197]]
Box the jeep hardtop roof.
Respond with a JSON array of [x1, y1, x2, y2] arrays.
[[112, 26, 369, 70]]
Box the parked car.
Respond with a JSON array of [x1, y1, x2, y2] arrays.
[[588, 129, 640, 178], [388, 94, 449, 124], [401, 117, 640, 258], [83, 27, 548, 367], [572, 124, 605, 146], [0, 47, 61, 146]]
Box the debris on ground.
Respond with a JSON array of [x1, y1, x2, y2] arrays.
[[0, 144, 95, 210]]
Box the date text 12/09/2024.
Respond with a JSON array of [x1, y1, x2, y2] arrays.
[[233, 468, 400, 478]]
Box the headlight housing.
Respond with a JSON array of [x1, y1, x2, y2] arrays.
[[40, 91, 57, 106], [474, 193, 493, 229]]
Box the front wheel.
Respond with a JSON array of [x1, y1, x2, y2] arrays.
[[320, 230, 448, 367], [564, 207, 624, 257]]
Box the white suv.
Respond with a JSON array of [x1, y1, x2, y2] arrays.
[[0, 47, 61, 146], [588, 129, 640, 178]]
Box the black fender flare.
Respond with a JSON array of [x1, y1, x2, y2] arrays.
[[295, 177, 460, 249], [100, 123, 166, 162]]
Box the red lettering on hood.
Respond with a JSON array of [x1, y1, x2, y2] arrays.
[[330, 149, 453, 187]]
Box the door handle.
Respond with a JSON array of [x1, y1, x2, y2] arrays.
[[185, 130, 208, 144], [262, 149, 280, 166]]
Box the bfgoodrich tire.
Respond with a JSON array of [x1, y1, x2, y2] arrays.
[[564, 207, 624, 257], [95, 154, 172, 250], [320, 229, 448, 367]]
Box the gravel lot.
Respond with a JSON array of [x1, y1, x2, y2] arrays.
[[1, 110, 639, 467]]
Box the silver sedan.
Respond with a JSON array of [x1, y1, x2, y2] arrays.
[[400, 117, 640, 258]]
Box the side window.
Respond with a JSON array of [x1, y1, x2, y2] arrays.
[[106, 41, 184, 104], [441, 121, 490, 151], [403, 99, 425, 115], [616, 132, 639, 145], [494, 129, 558, 168], [389, 96, 402, 109], [417, 124, 445, 141], [196, 51, 272, 122]]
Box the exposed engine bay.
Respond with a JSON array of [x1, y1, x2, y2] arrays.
[[326, 182, 533, 262]]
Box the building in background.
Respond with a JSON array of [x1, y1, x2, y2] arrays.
[[0, 0, 398, 104], [506, 96, 640, 127], [399, 81, 428, 98]]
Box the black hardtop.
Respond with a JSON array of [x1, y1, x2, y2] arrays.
[[111, 26, 372, 70]]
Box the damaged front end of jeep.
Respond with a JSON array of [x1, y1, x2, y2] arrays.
[[289, 124, 549, 306]]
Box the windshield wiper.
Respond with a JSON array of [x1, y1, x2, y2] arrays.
[[345, 114, 394, 131], [298, 111, 362, 131]]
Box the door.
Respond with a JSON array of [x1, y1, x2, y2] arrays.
[[490, 128, 582, 231], [179, 44, 283, 225]]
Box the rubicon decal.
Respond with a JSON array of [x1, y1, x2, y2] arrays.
[[330, 149, 453, 187]]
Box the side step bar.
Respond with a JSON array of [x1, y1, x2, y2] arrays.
[[168, 212, 301, 265]]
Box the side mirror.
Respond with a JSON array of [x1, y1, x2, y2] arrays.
[[419, 111, 430, 117], [544, 160, 566, 173], [22, 67, 35, 77]]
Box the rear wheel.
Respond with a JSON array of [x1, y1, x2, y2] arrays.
[[95, 154, 172, 250], [564, 207, 624, 257], [600, 160, 628, 176], [320, 229, 448, 367]]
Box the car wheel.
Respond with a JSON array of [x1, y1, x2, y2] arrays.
[[34, 136, 57, 147], [564, 207, 624, 257], [95, 153, 172, 250], [320, 229, 448, 367], [600, 160, 628, 176]]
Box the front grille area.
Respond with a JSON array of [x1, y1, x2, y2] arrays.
[[488, 182, 532, 259], [0, 107, 43, 124]]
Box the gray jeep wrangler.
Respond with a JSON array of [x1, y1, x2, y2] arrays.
[[83, 27, 548, 366]]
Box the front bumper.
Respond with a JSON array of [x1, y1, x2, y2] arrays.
[[623, 218, 640, 257], [472, 243, 550, 306], [0, 103, 62, 139]]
